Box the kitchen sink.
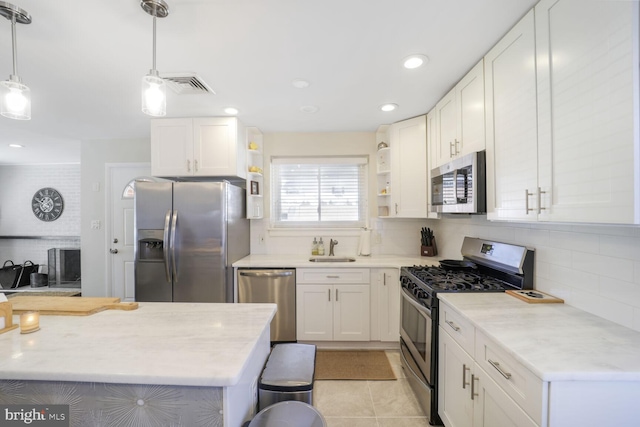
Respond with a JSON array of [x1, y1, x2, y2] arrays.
[[308, 257, 356, 262]]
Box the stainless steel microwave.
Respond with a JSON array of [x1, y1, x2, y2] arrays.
[[431, 151, 486, 214]]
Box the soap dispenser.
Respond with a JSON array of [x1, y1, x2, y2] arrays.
[[318, 238, 325, 255], [312, 238, 318, 255]]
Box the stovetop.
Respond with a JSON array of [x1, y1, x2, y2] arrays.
[[400, 265, 515, 308], [404, 265, 509, 291]]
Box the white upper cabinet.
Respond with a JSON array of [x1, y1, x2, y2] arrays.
[[485, 0, 639, 224], [485, 10, 538, 221], [426, 108, 439, 219], [389, 115, 428, 218], [151, 117, 247, 179], [150, 118, 194, 177], [535, 0, 639, 224], [434, 60, 485, 167]]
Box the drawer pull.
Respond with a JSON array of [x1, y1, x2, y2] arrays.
[[488, 359, 512, 379], [326, 275, 340, 279], [445, 320, 460, 332], [471, 374, 479, 400], [462, 364, 470, 389]]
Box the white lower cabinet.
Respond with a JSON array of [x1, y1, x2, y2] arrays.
[[439, 330, 538, 427], [372, 268, 400, 342], [296, 269, 370, 341], [439, 302, 540, 427]]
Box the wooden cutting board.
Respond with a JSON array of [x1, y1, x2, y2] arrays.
[[506, 290, 564, 304], [9, 296, 138, 315]]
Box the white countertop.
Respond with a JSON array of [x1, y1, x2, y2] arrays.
[[0, 302, 276, 387], [438, 293, 640, 382], [233, 254, 442, 268]]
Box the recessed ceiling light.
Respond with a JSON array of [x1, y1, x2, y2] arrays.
[[292, 79, 310, 89], [224, 107, 239, 115], [300, 105, 319, 113], [8, 143, 23, 148], [379, 103, 398, 112], [403, 54, 429, 69]]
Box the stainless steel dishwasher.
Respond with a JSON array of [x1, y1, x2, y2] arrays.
[[237, 269, 296, 342]]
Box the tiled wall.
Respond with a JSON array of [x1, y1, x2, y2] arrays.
[[381, 216, 640, 332], [0, 165, 81, 268], [256, 215, 640, 332]]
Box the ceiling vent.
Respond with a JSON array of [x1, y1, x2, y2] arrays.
[[161, 72, 215, 95]]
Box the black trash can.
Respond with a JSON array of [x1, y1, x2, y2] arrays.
[[258, 343, 316, 411]]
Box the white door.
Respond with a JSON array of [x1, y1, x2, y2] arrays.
[[333, 284, 370, 341], [107, 164, 151, 301], [535, 0, 639, 224], [435, 88, 457, 167], [484, 10, 538, 221], [296, 284, 333, 341]]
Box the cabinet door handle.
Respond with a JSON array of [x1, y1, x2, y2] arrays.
[[471, 374, 479, 400], [328, 289, 331, 302], [194, 159, 199, 172], [187, 159, 191, 172], [395, 203, 398, 214], [488, 359, 512, 379], [383, 273, 386, 286], [336, 289, 339, 301], [537, 187, 547, 214], [462, 364, 470, 389], [454, 139, 460, 155], [525, 189, 535, 214], [449, 141, 455, 158], [445, 320, 460, 332]]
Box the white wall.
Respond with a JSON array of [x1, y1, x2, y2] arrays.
[[250, 131, 378, 255], [80, 138, 150, 297], [0, 165, 80, 270]]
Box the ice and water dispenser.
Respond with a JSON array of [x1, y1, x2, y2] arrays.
[[137, 230, 164, 262]]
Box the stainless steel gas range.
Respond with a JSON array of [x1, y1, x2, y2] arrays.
[[399, 237, 534, 426]]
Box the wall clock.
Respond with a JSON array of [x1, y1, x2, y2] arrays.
[[32, 187, 64, 222]]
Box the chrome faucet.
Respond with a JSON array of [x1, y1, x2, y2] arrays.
[[329, 239, 338, 256]]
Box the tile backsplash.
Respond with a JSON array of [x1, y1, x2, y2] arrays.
[[255, 215, 640, 332], [0, 165, 81, 269]]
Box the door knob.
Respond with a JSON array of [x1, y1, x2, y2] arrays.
[[110, 249, 118, 254]]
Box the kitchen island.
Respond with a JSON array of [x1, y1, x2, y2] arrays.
[[0, 302, 276, 427]]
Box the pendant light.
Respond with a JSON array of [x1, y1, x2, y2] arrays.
[[0, 1, 31, 121], [141, 0, 169, 117]]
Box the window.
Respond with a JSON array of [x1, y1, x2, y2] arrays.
[[271, 156, 368, 228], [121, 177, 156, 199]]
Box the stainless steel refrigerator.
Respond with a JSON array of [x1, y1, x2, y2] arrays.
[[134, 181, 249, 303]]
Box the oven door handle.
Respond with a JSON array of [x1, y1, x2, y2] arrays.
[[401, 287, 432, 317]]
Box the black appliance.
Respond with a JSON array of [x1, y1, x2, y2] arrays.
[[48, 248, 81, 288], [399, 237, 534, 425]]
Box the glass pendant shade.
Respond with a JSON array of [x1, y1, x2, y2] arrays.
[[141, 72, 166, 117], [1, 78, 30, 120]]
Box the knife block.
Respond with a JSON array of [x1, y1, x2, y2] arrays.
[[421, 241, 437, 257], [0, 301, 19, 335]]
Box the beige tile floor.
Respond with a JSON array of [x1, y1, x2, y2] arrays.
[[314, 350, 433, 427]]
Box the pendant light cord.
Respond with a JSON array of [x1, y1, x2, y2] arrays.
[[152, 15, 157, 72], [10, 14, 17, 77]]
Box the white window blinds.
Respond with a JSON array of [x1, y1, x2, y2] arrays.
[[271, 157, 368, 228]]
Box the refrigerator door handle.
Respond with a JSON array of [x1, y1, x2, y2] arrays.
[[171, 210, 179, 283], [163, 209, 172, 282]]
